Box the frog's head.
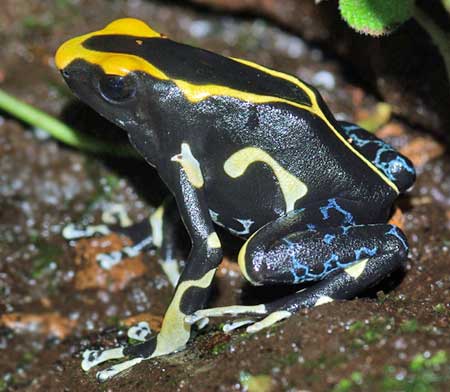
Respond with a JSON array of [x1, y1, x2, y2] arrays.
[[55, 18, 169, 133]]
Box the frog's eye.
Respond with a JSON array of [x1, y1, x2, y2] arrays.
[[98, 75, 136, 104]]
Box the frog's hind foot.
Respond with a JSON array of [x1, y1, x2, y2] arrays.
[[187, 223, 408, 334], [185, 304, 292, 334]]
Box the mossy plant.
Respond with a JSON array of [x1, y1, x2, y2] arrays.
[[334, 0, 450, 83], [339, 0, 415, 36]]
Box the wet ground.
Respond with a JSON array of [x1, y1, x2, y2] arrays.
[[0, 1, 449, 391]]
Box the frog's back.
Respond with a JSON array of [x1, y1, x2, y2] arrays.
[[201, 99, 396, 221]]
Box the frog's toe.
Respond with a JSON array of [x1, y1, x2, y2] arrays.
[[96, 251, 122, 269], [127, 321, 152, 342], [185, 304, 268, 325], [222, 310, 291, 334], [245, 310, 292, 334], [222, 319, 255, 333], [96, 235, 153, 269], [96, 357, 144, 383], [63, 223, 110, 240], [81, 346, 125, 371], [195, 317, 209, 330]]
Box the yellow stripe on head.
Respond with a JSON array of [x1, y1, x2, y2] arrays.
[[55, 18, 167, 78]]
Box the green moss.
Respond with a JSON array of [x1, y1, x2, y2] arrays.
[[382, 351, 449, 391], [333, 371, 363, 392], [348, 320, 364, 332], [303, 354, 347, 371], [211, 341, 230, 355], [339, 0, 414, 36], [349, 316, 394, 347], [22, 15, 53, 32], [400, 319, 419, 333], [432, 303, 446, 314], [31, 239, 63, 279], [239, 371, 273, 392], [278, 351, 300, 367]]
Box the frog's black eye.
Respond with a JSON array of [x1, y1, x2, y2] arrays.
[[98, 75, 136, 104]]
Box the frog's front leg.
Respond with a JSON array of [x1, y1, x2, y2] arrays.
[[64, 196, 184, 287], [83, 149, 223, 382], [188, 202, 408, 333]]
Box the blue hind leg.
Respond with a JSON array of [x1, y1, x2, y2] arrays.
[[186, 202, 408, 334], [339, 121, 415, 193]]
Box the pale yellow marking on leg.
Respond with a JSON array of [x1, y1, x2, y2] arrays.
[[345, 258, 369, 279], [238, 242, 255, 285], [224, 147, 307, 213], [171, 143, 204, 188], [153, 268, 217, 356], [237, 229, 262, 286], [246, 310, 291, 333], [185, 304, 267, 324], [150, 205, 180, 286], [207, 232, 221, 248], [159, 259, 180, 287], [149, 205, 164, 248], [314, 296, 334, 307]]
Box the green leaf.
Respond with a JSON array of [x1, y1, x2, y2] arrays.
[[339, 0, 415, 36]]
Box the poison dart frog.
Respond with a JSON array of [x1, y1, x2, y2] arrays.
[[55, 18, 415, 382]]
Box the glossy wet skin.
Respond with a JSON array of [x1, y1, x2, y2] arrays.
[[56, 18, 415, 382]]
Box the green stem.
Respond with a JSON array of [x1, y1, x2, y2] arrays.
[[413, 5, 450, 85], [0, 88, 138, 157]]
